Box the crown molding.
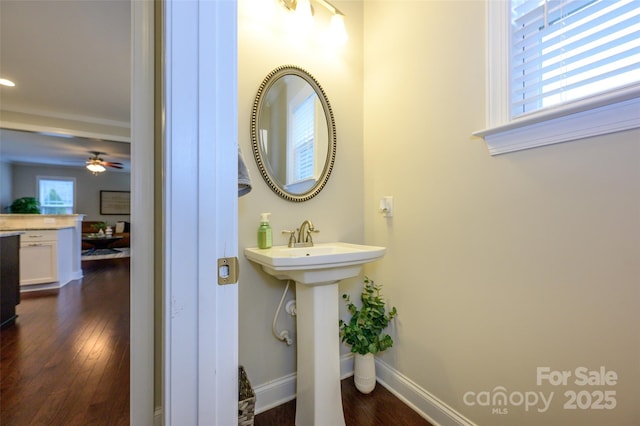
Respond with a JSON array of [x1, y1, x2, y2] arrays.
[[0, 108, 130, 143]]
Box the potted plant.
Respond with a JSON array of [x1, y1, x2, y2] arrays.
[[90, 222, 108, 232], [88, 222, 108, 237], [9, 197, 41, 214], [339, 277, 397, 393]]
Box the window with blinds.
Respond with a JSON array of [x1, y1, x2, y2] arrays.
[[38, 176, 75, 214], [511, 0, 640, 118]]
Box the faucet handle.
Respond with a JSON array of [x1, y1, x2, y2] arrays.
[[305, 228, 319, 244], [282, 230, 296, 247]]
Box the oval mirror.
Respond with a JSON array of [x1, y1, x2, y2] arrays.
[[251, 65, 336, 202]]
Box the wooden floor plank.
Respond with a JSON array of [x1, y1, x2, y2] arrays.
[[0, 258, 130, 426]]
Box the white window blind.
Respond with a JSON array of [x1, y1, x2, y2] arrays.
[[291, 95, 315, 182], [511, 0, 640, 118]]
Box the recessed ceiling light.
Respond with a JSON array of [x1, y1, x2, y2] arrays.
[[0, 78, 16, 87]]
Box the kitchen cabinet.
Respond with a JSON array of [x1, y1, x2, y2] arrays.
[[19, 228, 73, 289], [1, 234, 21, 327]]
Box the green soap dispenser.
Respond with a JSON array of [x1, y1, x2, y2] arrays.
[[257, 212, 272, 249]]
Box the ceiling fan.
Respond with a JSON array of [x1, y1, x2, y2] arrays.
[[86, 151, 123, 174]]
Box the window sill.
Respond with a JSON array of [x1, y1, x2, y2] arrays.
[[474, 90, 640, 156]]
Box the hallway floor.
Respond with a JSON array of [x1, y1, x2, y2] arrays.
[[255, 377, 433, 426], [0, 258, 130, 426]]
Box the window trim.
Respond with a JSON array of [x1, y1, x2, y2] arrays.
[[474, 0, 640, 156]]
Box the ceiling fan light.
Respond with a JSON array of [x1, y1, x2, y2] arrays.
[[87, 163, 106, 173], [0, 78, 15, 87]]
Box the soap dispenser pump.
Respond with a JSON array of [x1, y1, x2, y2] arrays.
[[257, 212, 272, 249]]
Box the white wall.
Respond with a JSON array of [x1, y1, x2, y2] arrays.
[[363, 2, 639, 426], [11, 163, 130, 223], [238, 0, 365, 387]]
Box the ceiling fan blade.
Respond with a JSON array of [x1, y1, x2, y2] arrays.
[[102, 161, 123, 167], [107, 164, 124, 169]]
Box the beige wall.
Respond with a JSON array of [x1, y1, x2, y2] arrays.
[[363, 2, 639, 426], [238, 0, 639, 424], [238, 0, 366, 385]]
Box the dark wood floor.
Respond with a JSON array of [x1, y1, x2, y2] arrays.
[[2, 257, 430, 426], [0, 258, 130, 426], [255, 377, 433, 426]]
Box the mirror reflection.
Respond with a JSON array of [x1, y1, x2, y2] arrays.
[[251, 66, 336, 202]]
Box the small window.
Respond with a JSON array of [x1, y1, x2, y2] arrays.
[[475, 0, 640, 155], [37, 176, 75, 214]]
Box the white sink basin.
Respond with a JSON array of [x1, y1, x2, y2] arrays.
[[244, 242, 386, 285]]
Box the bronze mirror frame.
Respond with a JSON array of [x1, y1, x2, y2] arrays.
[[250, 65, 337, 202]]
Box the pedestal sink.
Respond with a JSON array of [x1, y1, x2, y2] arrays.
[[244, 242, 386, 426]]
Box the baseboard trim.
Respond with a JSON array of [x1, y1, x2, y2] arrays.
[[254, 353, 355, 414], [254, 372, 297, 414], [375, 359, 477, 426]]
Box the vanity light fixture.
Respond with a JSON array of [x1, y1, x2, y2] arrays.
[[280, 0, 348, 43]]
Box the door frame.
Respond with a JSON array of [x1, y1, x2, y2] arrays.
[[161, 1, 239, 424], [130, 0, 155, 424]]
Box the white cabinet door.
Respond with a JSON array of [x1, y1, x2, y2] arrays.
[[19, 241, 58, 285]]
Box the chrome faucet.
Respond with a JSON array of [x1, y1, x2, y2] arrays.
[[283, 220, 319, 247]]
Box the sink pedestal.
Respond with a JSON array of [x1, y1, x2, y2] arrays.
[[295, 281, 345, 426], [243, 242, 387, 426]]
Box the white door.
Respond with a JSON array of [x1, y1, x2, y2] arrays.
[[163, 0, 239, 424]]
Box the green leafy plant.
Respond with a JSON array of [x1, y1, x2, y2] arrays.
[[10, 197, 40, 214], [90, 222, 108, 232], [339, 277, 398, 355]]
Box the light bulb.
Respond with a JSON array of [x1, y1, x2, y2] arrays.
[[329, 13, 348, 45], [295, 0, 313, 25], [87, 163, 106, 173], [0, 78, 15, 87]]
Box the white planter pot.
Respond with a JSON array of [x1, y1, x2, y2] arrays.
[[354, 353, 376, 394]]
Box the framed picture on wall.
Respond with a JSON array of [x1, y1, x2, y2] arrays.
[[100, 190, 130, 215]]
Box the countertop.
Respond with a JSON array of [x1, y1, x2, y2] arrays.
[[0, 231, 25, 238], [0, 226, 75, 231]]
